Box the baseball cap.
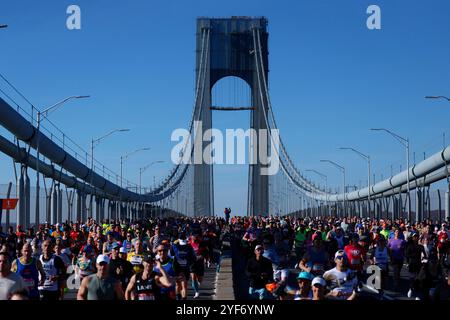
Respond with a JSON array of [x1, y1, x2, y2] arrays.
[[255, 245, 263, 251], [335, 250, 347, 260], [111, 242, 120, 250], [312, 277, 326, 287], [119, 247, 127, 254], [297, 271, 314, 281], [96, 254, 110, 265]]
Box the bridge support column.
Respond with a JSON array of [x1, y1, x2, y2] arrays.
[[82, 193, 87, 222], [445, 188, 450, 222], [24, 170, 30, 229], [415, 190, 422, 223], [58, 186, 63, 223], [51, 186, 58, 224], [17, 166, 25, 228], [76, 190, 82, 223]]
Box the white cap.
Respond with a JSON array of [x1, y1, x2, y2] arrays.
[[312, 277, 326, 287], [96, 254, 110, 265], [119, 247, 126, 253]]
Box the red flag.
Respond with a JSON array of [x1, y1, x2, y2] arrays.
[[1, 198, 18, 210]]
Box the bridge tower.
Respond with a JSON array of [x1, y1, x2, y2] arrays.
[[194, 17, 270, 217]]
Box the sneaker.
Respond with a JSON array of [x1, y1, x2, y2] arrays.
[[194, 292, 200, 299], [407, 289, 413, 298]]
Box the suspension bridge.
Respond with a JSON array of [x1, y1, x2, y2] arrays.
[[0, 16, 449, 230]]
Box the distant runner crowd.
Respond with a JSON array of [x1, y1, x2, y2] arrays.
[[0, 213, 449, 300], [236, 215, 450, 300], [0, 217, 224, 300]]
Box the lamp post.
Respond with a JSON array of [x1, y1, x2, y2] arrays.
[[425, 95, 450, 102], [371, 128, 411, 222], [321, 160, 346, 217], [306, 169, 328, 215], [35, 95, 89, 225], [91, 129, 130, 178], [120, 147, 151, 190], [339, 147, 371, 218], [139, 161, 165, 194]]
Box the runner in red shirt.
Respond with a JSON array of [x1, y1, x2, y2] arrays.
[[344, 233, 366, 281]]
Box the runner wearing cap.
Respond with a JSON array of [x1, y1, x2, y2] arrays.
[[77, 254, 124, 300], [311, 277, 327, 300], [293, 271, 314, 300], [109, 242, 133, 291], [323, 250, 358, 300], [245, 244, 274, 300], [125, 254, 173, 300]]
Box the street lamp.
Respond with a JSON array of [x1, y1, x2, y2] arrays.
[[339, 147, 371, 217], [35, 95, 90, 224], [139, 161, 165, 194], [91, 128, 130, 176], [321, 160, 346, 217], [306, 169, 328, 217], [120, 147, 151, 190], [371, 128, 411, 222], [425, 96, 450, 102]]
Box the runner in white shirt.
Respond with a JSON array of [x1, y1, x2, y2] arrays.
[[323, 250, 358, 300]]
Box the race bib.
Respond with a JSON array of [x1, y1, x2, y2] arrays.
[[138, 293, 155, 301], [23, 278, 35, 289], [131, 256, 143, 265]]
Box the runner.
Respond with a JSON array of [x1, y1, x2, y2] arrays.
[[368, 236, 390, 291], [153, 244, 177, 300], [293, 271, 314, 300], [245, 245, 274, 300], [127, 239, 149, 275], [388, 227, 406, 287], [0, 252, 27, 300], [323, 250, 358, 300], [125, 255, 173, 300], [11, 243, 45, 300], [109, 243, 133, 291], [75, 245, 96, 282], [77, 254, 124, 300], [189, 232, 207, 299], [171, 233, 196, 300], [298, 232, 329, 277], [38, 240, 66, 300], [311, 277, 327, 300]]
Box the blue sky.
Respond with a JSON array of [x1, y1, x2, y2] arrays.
[[0, 0, 449, 217]]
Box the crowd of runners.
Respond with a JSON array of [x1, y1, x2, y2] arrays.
[[1, 212, 449, 300], [0, 216, 225, 300], [237, 215, 450, 300]]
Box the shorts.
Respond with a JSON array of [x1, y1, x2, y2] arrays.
[[190, 259, 205, 277], [175, 266, 190, 281]]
